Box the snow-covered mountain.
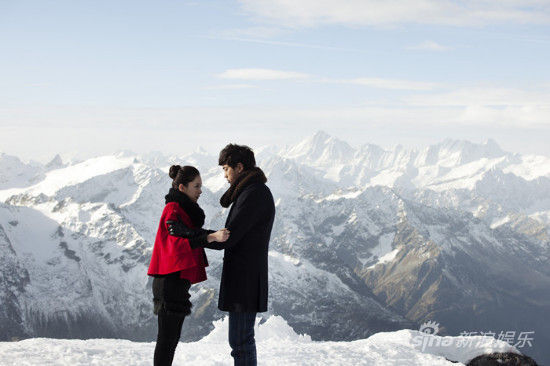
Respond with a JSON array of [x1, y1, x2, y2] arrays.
[[0, 153, 43, 190], [0, 151, 411, 345], [1, 132, 548, 363]]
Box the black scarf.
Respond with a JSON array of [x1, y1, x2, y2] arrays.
[[165, 188, 205, 228], [219, 167, 267, 208]]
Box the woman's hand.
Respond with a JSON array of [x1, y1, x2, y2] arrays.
[[207, 228, 230, 243]]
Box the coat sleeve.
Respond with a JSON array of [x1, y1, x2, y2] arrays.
[[166, 220, 215, 249], [202, 186, 265, 250], [164, 204, 194, 252], [164, 204, 215, 249], [166, 220, 213, 239], [188, 229, 216, 249]]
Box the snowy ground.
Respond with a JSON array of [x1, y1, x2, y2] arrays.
[[0, 316, 518, 366]]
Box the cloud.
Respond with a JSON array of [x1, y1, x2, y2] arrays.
[[347, 77, 440, 90], [406, 40, 451, 51], [217, 69, 440, 90], [400, 86, 550, 127], [404, 87, 550, 107], [218, 68, 311, 80], [4, 86, 548, 131], [203, 84, 256, 90], [202, 34, 368, 52], [238, 0, 550, 27], [217, 26, 288, 39]]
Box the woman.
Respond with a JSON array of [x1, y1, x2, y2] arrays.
[[147, 165, 229, 366]]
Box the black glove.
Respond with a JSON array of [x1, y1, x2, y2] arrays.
[[166, 220, 201, 238]]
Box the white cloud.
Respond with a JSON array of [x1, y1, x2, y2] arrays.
[[203, 35, 367, 52], [218, 68, 310, 80], [404, 87, 550, 107], [217, 70, 440, 90], [238, 0, 550, 27], [218, 26, 288, 39], [348, 77, 439, 90], [406, 40, 451, 51], [401, 86, 550, 127], [203, 84, 256, 90]]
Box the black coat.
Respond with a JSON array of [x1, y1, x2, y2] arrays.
[[211, 181, 275, 313]]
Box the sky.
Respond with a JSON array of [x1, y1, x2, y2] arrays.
[[1, 0, 549, 162]]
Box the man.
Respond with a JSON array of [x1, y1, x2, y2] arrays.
[[212, 143, 275, 365]]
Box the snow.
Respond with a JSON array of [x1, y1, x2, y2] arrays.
[[282, 131, 355, 167], [502, 154, 550, 180], [0, 153, 43, 190], [203, 171, 228, 194], [331, 222, 346, 236], [367, 169, 404, 188], [366, 232, 398, 268], [425, 157, 506, 191], [0, 316, 517, 366], [269, 250, 301, 266], [0, 205, 60, 261], [269, 251, 355, 297], [321, 189, 363, 201], [368, 249, 399, 269], [0, 156, 135, 200], [490, 215, 511, 229]]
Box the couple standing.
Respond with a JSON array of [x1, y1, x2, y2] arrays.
[[147, 143, 276, 366]]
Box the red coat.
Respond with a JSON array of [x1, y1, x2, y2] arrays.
[[147, 202, 208, 284]]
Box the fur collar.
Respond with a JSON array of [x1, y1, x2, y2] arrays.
[[165, 188, 205, 228], [220, 167, 267, 208]]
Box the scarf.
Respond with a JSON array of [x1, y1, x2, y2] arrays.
[[219, 167, 267, 208], [165, 188, 205, 228]]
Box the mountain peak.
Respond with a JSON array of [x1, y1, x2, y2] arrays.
[[45, 154, 64, 170], [358, 143, 386, 155], [483, 138, 504, 153], [419, 138, 506, 166], [194, 146, 209, 155], [438, 138, 502, 153], [283, 131, 355, 165], [114, 150, 137, 158], [0, 152, 23, 165], [311, 130, 332, 141]]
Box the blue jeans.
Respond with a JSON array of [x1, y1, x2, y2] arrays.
[[228, 312, 257, 366]]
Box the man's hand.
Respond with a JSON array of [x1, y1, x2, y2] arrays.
[[208, 228, 230, 243]]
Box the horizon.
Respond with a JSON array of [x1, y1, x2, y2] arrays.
[[0, 131, 540, 165]]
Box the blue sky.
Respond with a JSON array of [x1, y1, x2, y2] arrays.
[[1, 0, 549, 161]]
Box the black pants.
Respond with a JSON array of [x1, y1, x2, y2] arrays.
[[152, 274, 192, 366], [154, 307, 186, 366]]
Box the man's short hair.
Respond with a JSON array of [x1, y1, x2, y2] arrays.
[[218, 144, 256, 170]]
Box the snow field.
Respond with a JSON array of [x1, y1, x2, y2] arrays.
[[0, 316, 517, 366]]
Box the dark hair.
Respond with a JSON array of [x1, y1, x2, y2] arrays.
[[169, 165, 200, 189], [218, 144, 256, 170]]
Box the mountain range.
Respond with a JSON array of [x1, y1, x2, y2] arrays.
[[0, 131, 548, 364]]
